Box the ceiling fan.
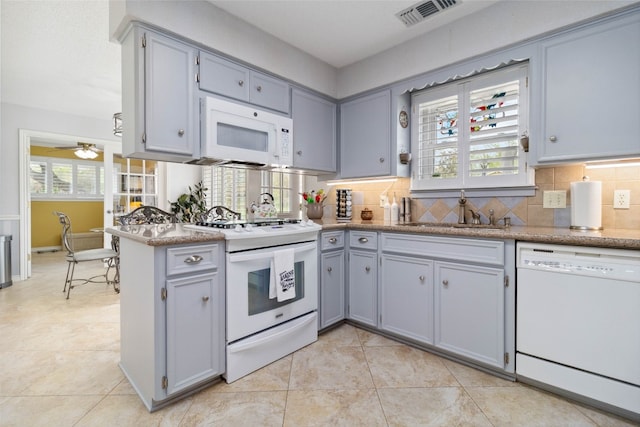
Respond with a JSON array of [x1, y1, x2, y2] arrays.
[[52, 142, 102, 159]]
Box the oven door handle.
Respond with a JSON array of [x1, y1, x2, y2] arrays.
[[228, 242, 317, 263]]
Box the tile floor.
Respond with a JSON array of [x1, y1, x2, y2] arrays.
[[0, 252, 637, 426]]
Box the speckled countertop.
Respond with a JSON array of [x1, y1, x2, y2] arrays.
[[107, 223, 224, 246], [107, 221, 640, 250]]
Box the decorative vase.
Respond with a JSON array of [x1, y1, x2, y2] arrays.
[[306, 203, 324, 220]]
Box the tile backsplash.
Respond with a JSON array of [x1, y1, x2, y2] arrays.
[[310, 163, 640, 230]]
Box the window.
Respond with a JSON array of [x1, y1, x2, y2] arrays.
[[30, 156, 103, 199], [203, 166, 247, 215], [411, 64, 532, 192], [202, 166, 301, 218]]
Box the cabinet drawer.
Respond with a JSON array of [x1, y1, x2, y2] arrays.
[[349, 231, 377, 250], [321, 231, 344, 250], [381, 233, 504, 266], [166, 244, 219, 276], [199, 52, 250, 102]]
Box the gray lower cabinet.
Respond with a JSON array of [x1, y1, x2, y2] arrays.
[[292, 89, 337, 172], [120, 24, 199, 162], [319, 231, 345, 329], [119, 238, 225, 411], [347, 231, 378, 327], [434, 261, 504, 369], [380, 254, 433, 344]]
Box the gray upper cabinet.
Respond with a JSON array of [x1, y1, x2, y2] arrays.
[[536, 13, 640, 164], [292, 89, 337, 172], [199, 52, 291, 114], [120, 25, 199, 162], [340, 90, 391, 178]]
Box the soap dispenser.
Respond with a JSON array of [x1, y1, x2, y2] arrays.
[[391, 193, 399, 225]]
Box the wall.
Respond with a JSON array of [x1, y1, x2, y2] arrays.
[[32, 201, 103, 249], [309, 163, 640, 230]]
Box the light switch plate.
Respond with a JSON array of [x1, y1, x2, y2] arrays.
[[614, 190, 631, 209], [543, 190, 567, 209]]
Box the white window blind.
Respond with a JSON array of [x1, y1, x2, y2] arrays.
[[30, 156, 103, 199], [412, 64, 531, 191], [203, 166, 247, 215]]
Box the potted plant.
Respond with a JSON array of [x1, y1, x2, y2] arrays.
[[170, 181, 208, 223]]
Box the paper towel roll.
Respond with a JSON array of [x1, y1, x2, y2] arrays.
[[570, 180, 602, 230]]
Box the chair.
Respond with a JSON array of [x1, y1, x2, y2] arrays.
[[54, 212, 119, 299], [199, 205, 241, 223], [118, 205, 177, 225]]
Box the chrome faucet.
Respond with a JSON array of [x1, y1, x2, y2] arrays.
[[458, 190, 466, 224], [469, 209, 481, 225]]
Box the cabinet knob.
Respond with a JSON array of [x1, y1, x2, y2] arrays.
[[328, 237, 337, 244], [178, 129, 185, 137], [184, 255, 203, 264], [365, 266, 371, 272], [327, 267, 332, 272], [256, 85, 262, 92], [442, 279, 449, 286], [419, 275, 425, 282], [549, 135, 557, 142], [202, 296, 210, 302], [358, 237, 369, 243], [379, 157, 385, 163], [238, 80, 244, 87], [297, 150, 303, 156]]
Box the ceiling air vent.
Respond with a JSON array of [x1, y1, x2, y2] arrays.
[[396, 0, 459, 27]]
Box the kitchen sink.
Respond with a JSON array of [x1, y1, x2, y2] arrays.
[[404, 222, 507, 230]]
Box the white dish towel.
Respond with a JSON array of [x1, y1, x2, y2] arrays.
[[269, 248, 296, 302]]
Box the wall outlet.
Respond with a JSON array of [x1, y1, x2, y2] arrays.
[[614, 190, 631, 209], [543, 190, 567, 209], [379, 195, 388, 207]]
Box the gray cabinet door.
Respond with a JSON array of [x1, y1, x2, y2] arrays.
[[166, 271, 224, 395], [380, 254, 433, 344], [320, 249, 345, 329], [538, 14, 640, 163], [340, 90, 391, 178], [434, 261, 504, 368], [250, 71, 290, 113], [347, 250, 377, 327], [292, 89, 337, 172], [144, 30, 198, 156], [199, 52, 250, 102]]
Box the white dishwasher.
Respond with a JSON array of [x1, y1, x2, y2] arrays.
[[516, 242, 640, 420]]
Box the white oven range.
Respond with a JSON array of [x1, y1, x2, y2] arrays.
[[185, 218, 321, 382]]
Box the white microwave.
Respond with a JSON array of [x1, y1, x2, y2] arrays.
[[198, 96, 293, 168]]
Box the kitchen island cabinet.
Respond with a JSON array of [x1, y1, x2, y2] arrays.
[[535, 12, 640, 164], [113, 226, 225, 411]]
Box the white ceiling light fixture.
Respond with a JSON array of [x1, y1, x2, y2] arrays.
[[74, 147, 99, 160], [113, 112, 122, 137]]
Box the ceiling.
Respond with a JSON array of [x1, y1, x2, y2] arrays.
[[0, 0, 496, 123]]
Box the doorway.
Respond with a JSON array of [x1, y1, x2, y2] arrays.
[[19, 129, 121, 280]]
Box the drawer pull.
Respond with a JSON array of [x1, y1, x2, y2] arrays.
[[328, 237, 337, 244], [256, 85, 262, 92], [365, 266, 371, 272], [327, 267, 332, 272], [202, 296, 210, 302], [358, 237, 369, 244], [184, 255, 203, 264], [238, 80, 244, 87], [177, 129, 185, 137], [442, 279, 449, 286]]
